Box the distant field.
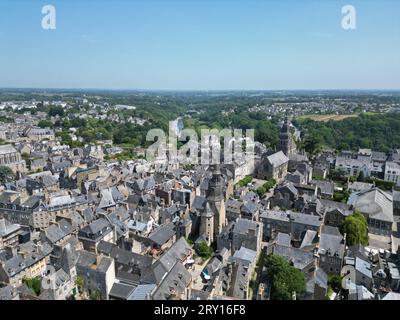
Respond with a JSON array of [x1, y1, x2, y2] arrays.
[[298, 114, 359, 122]]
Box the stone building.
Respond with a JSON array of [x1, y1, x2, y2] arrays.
[[197, 165, 227, 245], [318, 226, 345, 275], [256, 151, 289, 182], [347, 187, 393, 236], [231, 218, 263, 255], [279, 118, 297, 156], [0, 144, 26, 173]]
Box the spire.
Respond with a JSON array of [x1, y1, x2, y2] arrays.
[[279, 117, 296, 156], [207, 164, 224, 202], [203, 202, 214, 218]]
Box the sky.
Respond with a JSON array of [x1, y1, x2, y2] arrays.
[[0, 0, 399, 90]]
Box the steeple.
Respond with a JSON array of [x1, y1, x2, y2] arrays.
[[207, 164, 224, 202], [279, 117, 296, 156]]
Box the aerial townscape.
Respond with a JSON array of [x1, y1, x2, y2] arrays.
[[1, 0, 400, 307], [0, 90, 400, 301]]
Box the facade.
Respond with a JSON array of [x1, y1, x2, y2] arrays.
[[0, 144, 26, 173], [231, 218, 263, 254], [384, 161, 400, 186], [39, 269, 76, 300], [0, 218, 21, 249], [257, 151, 289, 182], [76, 250, 115, 300], [259, 209, 291, 241], [318, 226, 345, 275], [0, 242, 52, 286], [78, 218, 115, 253]]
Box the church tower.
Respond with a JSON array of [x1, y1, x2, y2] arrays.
[[207, 164, 227, 240], [199, 202, 214, 245], [279, 117, 297, 156], [207, 164, 224, 201]]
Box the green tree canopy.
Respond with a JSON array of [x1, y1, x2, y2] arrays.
[[47, 105, 65, 117], [297, 113, 400, 154], [0, 166, 15, 184], [265, 254, 306, 300], [22, 276, 42, 296], [89, 290, 101, 300], [195, 241, 213, 259], [339, 211, 369, 246], [38, 120, 53, 128], [328, 274, 343, 293], [237, 175, 253, 187]]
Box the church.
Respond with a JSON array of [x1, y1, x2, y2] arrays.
[[279, 117, 297, 156], [256, 118, 298, 182], [192, 164, 227, 246]]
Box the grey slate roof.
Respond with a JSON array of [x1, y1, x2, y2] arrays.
[[109, 282, 136, 300], [272, 244, 314, 270], [128, 284, 156, 300], [241, 201, 257, 215], [151, 261, 191, 300], [276, 232, 291, 247], [159, 237, 192, 272], [290, 212, 322, 227], [355, 257, 372, 279], [192, 196, 207, 211], [0, 285, 17, 300], [231, 246, 257, 264], [141, 260, 168, 285], [259, 209, 290, 222], [149, 222, 176, 246], [233, 218, 260, 235], [267, 151, 289, 167], [45, 224, 67, 244], [318, 225, 345, 258], [300, 230, 317, 249], [348, 187, 393, 222]]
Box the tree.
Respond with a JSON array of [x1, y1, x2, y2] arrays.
[[47, 105, 65, 117], [297, 113, 400, 154], [195, 241, 213, 259], [339, 211, 369, 246], [329, 169, 347, 182], [254, 186, 266, 197], [38, 119, 53, 128], [265, 254, 306, 300], [22, 276, 42, 296], [237, 176, 253, 187], [263, 178, 276, 191], [328, 274, 343, 293], [0, 166, 15, 184], [333, 190, 350, 203], [357, 171, 365, 182], [75, 275, 84, 293], [89, 290, 101, 300]]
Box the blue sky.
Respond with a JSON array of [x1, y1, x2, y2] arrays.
[[0, 0, 399, 90]]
